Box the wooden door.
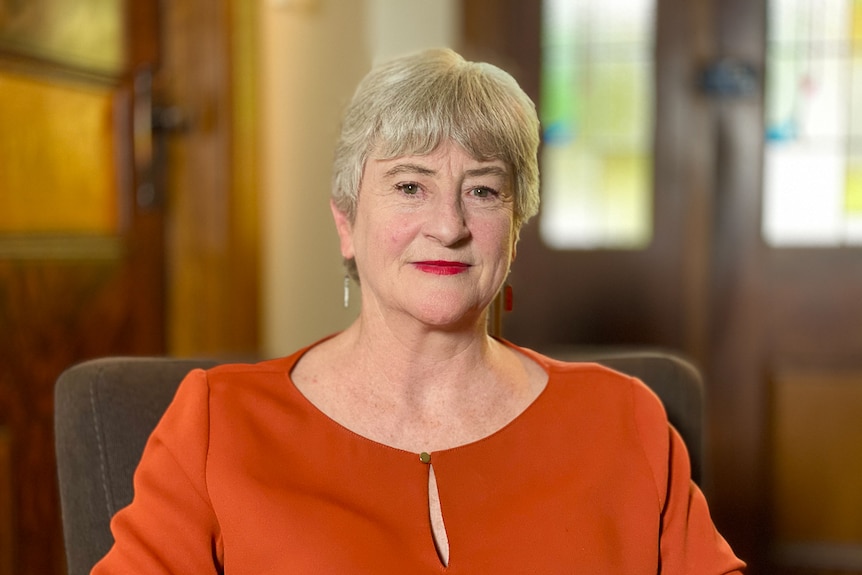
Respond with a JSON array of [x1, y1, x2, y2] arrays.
[[713, 2, 862, 573], [464, 1, 862, 573], [0, 0, 257, 573], [0, 3, 162, 572]]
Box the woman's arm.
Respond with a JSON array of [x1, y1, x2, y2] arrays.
[[658, 426, 745, 574], [92, 369, 223, 574], [632, 380, 745, 574]]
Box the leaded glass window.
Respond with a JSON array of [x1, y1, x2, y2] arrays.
[[764, 0, 862, 246], [540, 0, 656, 249]]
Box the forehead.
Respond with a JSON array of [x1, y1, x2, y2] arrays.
[[367, 142, 509, 177]]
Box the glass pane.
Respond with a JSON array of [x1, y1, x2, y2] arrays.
[[540, 0, 655, 250], [0, 70, 120, 235], [763, 0, 862, 246], [0, 0, 125, 75]]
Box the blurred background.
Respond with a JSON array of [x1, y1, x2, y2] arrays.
[[0, 0, 860, 573]]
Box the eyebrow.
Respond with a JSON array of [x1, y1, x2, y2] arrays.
[[382, 163, 509, 179], [383, 163, 436, 178]]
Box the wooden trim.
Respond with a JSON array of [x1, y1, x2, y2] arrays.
[[771, 542, 862, 572], [0, 427, 13, 575], [161, 0, 260, 356], [226, 0, 261, 353], [0, 236, 123, 260], [126, 0, 159, 71]]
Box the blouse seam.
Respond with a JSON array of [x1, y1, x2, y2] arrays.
[[628, 376, 666, 513], [152, 437, 215, 511], [154, 371, 220, 536], [202, 370, 216, 517]]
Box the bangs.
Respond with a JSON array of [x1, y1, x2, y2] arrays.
[[371, 65, 527, 167]]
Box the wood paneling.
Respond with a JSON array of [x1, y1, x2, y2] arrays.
[[771, 371, 862, 573], [772, 371, 862, 544], [0, 252, 164, 573], [0, 427, 12, 575]]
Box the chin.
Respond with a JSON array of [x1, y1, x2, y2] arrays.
[[412, 301, 485, 330]]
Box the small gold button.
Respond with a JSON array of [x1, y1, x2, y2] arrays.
[[419, 452, 431, 464]]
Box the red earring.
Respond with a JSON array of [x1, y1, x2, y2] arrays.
[[504, 284, 514, 312]]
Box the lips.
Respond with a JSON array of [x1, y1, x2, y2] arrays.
[[413, 261, 471, 276]]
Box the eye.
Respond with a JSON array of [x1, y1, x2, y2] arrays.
[[396, 182, 421, 196], [470, 186, 499, 199]]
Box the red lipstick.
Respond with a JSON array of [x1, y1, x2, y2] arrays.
[[414, 261, 470, 276]]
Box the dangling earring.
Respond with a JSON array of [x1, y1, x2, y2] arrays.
[[343, 275, 350, 308], [503, 283, 514, 312]]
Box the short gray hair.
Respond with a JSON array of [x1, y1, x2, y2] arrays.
[[332, 48, 540, 280]]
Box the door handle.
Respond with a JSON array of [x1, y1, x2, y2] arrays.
[[152, 105, 190, 134], [699, 58, 759, 98]]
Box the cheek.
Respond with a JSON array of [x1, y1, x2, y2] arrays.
[[380, 216, 420, 251], [475, 217, 516, 257], [352, 215, 417, 270]]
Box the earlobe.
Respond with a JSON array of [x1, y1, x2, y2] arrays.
[[330, 199, 355, 259]]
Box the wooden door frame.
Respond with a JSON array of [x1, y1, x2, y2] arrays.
[[707, 0, 769, 566], [156, 0, 260, 358]]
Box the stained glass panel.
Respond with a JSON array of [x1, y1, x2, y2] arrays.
[[540, 0, 655, 249], [764, 0, 862, 246]]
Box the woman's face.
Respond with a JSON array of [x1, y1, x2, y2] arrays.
[[332, 140, 516, 330]]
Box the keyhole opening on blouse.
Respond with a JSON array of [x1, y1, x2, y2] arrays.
[[428, 464, 450, 567]]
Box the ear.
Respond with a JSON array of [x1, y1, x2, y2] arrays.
[[330, 199, 355, 259], [509, 223, 518, 263]]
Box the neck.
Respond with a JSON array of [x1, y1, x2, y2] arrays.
[[338, 313, 502, 403], [290, 308, 544, 454]]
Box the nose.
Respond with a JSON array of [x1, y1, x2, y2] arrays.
[[425, 192, 470, 246]]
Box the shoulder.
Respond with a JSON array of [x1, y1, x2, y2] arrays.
[[160, 346, 312, 431], [205, 355, 296, 381], [185, 345, 310, 391], [507, 341, 667, 419], [507, 342, 674, 484]]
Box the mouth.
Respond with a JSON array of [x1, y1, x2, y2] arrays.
[[413, 261, 471, 276]]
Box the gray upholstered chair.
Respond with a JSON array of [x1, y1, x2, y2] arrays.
[[54, 351, 705, 575], [54, 357, 220, 575]]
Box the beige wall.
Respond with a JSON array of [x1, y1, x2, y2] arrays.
[[259, 0, 460, 357]]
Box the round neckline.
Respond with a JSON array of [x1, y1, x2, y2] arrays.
[[282, 335, 555, 460]]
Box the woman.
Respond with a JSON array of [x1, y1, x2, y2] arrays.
[[93, 48, 744, 573]]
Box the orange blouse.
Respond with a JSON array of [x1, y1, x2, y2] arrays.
[[93, 340, 745, 574]]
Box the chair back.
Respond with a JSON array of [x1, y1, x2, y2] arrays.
[[54, 357, 219, 575]]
